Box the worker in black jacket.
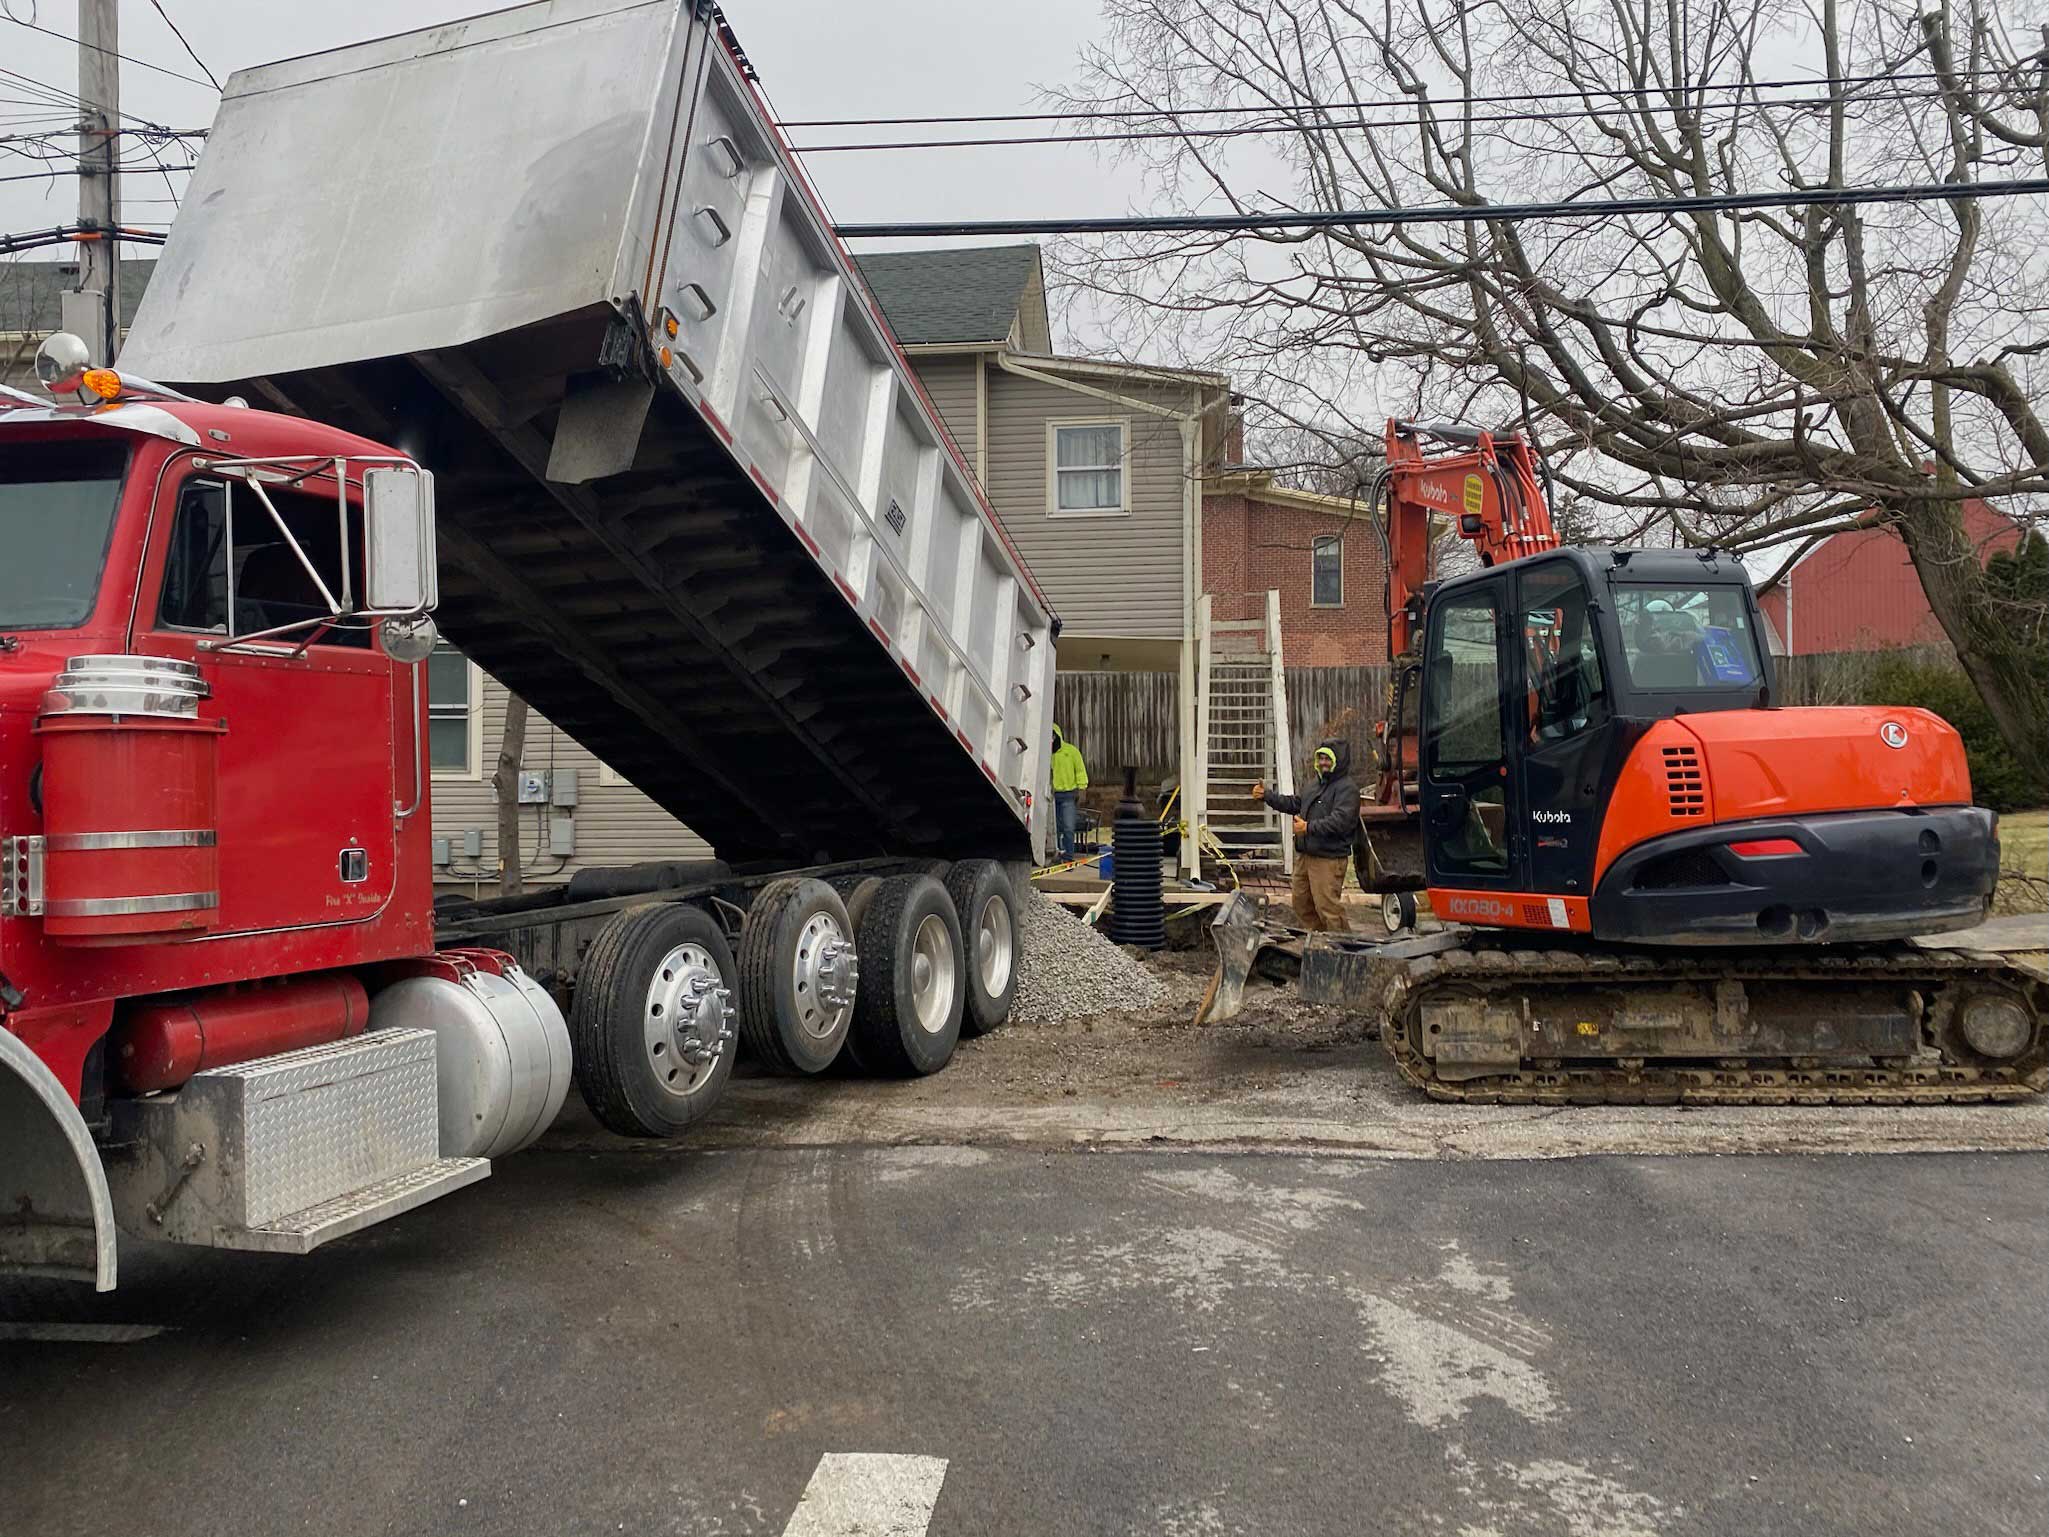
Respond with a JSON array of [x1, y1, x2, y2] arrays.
[[1251, 739, 1359, 931]]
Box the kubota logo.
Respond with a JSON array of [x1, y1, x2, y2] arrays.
[[1879, 720, 1909, 749], [1419, 482, 1452, 505]]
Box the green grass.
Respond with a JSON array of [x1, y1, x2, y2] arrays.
[[1995, 808, 2048, 915]]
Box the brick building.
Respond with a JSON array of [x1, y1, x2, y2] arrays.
[[1755, 500, 2021, 655], [1203, 473, 1392, 666]]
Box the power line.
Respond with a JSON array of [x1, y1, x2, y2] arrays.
[[834, 177, 2049, 238], [776, 66, 2027, 128], [0, 162, 196, 185], [0, 223, 169, 256], [142, 0, 221, 92], [0, 12, 218, 91], [790, 84, 1980, 154], [0, 65, 181, 131]]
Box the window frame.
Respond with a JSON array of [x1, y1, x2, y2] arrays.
[[1045, 417, 1131, 518], [153, 473, 371, 649], [1310, 534, 1344, 608], [427, 645, 484, 782]]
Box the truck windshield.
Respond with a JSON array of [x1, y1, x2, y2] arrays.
[[0, 441, 130, 629], [1613, 583, 1762, 691]]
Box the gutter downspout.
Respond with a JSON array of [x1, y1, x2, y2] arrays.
[[994, 355, 1211, 874]]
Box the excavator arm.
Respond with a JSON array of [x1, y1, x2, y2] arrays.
[[1377, 418, 1559, 659], [1367, 420, 1560, 813]]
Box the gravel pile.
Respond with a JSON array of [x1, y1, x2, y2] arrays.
[[1012, 889, 1168, 1023]]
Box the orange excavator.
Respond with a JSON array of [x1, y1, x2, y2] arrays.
[[1207, 420, 2045, 1105]]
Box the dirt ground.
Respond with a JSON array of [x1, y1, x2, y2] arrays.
[[542, 935, 2049, 1163]]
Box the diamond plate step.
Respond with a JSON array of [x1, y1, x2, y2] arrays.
[[227, 1158, 490, 1254]]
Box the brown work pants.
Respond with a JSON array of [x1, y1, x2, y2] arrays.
[[1291, 853, 1350, 932]]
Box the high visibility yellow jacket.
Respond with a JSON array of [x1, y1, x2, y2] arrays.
[[1050, 727, 1088, 793]]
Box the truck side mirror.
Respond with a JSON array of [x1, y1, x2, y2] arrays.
[[364, 466, 438, 614]]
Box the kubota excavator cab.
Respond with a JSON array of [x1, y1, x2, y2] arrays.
[[1417, 545, 2000, 945]]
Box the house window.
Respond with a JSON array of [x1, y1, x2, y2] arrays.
[[427, 643, 481, 778], [1311, 535, 1344, 607], [1049, 420, 1127, 515]]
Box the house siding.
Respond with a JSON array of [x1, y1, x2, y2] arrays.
[[983, 368, 1193, 639], [430, 671, 710, 891], [907, 354, 980, 474]]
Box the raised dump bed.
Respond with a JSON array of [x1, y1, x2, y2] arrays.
[[122, 0, 1055, 869]]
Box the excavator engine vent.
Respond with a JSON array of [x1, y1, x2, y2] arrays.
[[1661, 744, 1706, 818]]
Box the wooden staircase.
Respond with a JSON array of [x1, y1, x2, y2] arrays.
[[1196, 591, 1293, 885]]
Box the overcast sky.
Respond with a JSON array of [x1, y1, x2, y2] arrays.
[[2, 0, 1144, 335]]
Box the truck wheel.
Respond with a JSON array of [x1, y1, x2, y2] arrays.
[[944, 860, 1017, 1037], [1381, 890, 1417, 934], [570, 903, 736, 1138], [850, 874, 964, 1076], [737, 878, 859, 1075], [841, 876, 884, 932]]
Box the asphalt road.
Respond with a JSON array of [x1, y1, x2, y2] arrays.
[[2, 1148, 2043, 1537]]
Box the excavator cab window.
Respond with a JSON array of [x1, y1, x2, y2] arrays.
[[1423, 584, 1511, 878], [1520, 563, 1605, 743], [1612, 584, 1758, 692]]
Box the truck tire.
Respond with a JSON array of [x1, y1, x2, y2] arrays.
[[737, 878, 859, 1075], [849, 874, 964, 1076], [840, 876, 884, 933], [569, 902, 737, 1138], [944, 860, 1017, 1037]]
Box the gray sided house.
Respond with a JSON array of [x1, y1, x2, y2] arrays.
[[858, 245, 1231, 868], [4, 249, 1226, 880]]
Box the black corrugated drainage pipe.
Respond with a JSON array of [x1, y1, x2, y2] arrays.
[[1108, 766, 1165, 950]]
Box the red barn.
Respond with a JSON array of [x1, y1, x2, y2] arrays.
[[1756, 500, 2021, 655]]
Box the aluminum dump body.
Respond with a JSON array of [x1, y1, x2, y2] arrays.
[[122, 0, 1054, 868]]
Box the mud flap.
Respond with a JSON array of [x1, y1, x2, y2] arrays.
[[0, 1029, 116, 1290]]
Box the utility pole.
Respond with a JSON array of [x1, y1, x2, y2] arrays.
[[63, 0, 122, 363]]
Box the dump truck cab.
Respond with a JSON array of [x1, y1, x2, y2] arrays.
[[1417, 545, 1999, 943], [2, 363, 455, 1289]]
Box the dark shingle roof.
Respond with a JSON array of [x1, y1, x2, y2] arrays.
[[0, 258, 158, 333], [853, 244, 1039, 345]]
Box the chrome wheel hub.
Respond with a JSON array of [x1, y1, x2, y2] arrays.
[[644, 942, 732, 1098], [910, 912, 957, 1035], [793, 912, 859, 1038], [976, 893, 1013, 999]]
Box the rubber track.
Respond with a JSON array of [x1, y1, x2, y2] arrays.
[[1376, 940, 2049, 1105]]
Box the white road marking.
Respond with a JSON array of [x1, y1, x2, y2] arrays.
[[782, 1453, 948, 1537], [0, 1322, 166, 1343]]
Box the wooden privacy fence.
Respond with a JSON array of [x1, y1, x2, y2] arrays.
[[1055, 667, 1389, 786], [1054, 645, 1966, 788]]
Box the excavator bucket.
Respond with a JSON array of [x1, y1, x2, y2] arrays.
[[1198, 892, 1269, 1024]]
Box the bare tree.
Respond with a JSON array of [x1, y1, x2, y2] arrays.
[[493, 693, 529, 897], [1053, 0, 2049, 775]]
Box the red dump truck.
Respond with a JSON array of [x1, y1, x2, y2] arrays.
[[1, 0, 1056, 1291]]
